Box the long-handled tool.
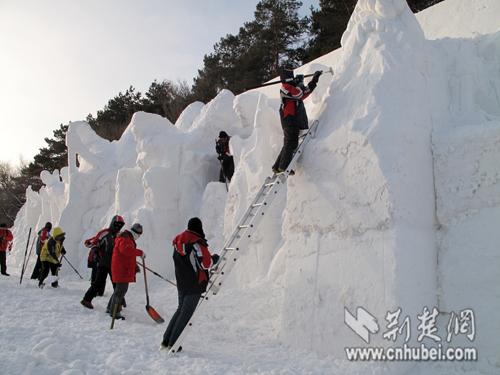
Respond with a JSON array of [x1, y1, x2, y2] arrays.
[[19, 228, 32, 285], [136, 261, 176, 287], [142, 257, 164, 323], [62, 254, 84, 279], [245, 67, 334, 91]]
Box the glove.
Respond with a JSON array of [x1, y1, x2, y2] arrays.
[[217, 155, 223, 161], [294, 74, 304, 84], [57, 262, 62, 268], [311, 70, 322, 85], [61, 248, 67, 255], [211, 254, 220, 265], [135, 264, 141, 274], [141, 253, 146, 259]]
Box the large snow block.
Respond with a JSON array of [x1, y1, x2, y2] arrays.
[[433, 123, 500, 367], [279, 0, 437, 359]]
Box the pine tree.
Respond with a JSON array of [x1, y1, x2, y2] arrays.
[[304, 0, 356, 61], [192, 0, 308, 100]]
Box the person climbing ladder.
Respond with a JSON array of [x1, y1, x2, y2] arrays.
[[272, 68, 322, 175]]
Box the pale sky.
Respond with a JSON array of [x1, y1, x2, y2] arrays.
[[0, 0, 318, 166]]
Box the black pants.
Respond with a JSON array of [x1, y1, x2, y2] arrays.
[[0, 252, 7, 274], [107, 283, 129, 314], [219, 155, 234, 182], [38, 261, 59, 286], [30, 255, 42, 279], [83, 266, 111, 302], [90, 263, 105, 296], [163, 292, 201, 346], [272, 118, 300, 171]]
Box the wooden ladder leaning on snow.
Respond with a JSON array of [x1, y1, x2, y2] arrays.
[[168, 119, 320, 355]]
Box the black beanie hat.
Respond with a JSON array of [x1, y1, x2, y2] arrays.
[[219, 131, 229, 138], [45, 222, 52, 230], [187, 217, 205, 237], [280, 68, 294, 83]]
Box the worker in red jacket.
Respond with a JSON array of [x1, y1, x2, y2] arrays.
[[161, 217, 219, 350], [0, 223, 14, 276], [106, 223, 144, 320], [272, 68, 322, 174], [30, 222, 52, 280]]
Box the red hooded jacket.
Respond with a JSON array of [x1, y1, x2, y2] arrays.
[[172, 230, 213, 294], [111, 231, 143, 283], [0, 228, 13, 252]]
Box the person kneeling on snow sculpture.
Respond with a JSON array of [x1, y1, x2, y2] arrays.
[[81, 215, 125, 309], [31, 222, 52, 280], [0, 223, 14, 276], [272, 68, 322, 175], [161, 217, 220, 350], [215, 131, 234, 183], [38, 227, 66, 288], [107, 223, 144, 320]]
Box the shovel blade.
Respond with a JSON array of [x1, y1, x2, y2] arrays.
[[146, 305, 165, 323]]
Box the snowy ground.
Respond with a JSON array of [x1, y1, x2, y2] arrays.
[[0, 267, 343, 375], [1, 267, 489, 375]]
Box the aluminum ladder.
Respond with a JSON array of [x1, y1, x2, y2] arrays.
[[169, 119, 320, 354]]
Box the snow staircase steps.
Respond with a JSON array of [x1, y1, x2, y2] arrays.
[[168, 119, 320, 354]]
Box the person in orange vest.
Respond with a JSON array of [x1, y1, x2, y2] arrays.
[[0, 223, 14, 276]]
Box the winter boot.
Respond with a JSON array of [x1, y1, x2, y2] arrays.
[[51, 280, 59, 288], [80, 300, 94, 309]]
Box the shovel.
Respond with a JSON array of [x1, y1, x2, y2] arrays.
[[141, 256, 165, 324]]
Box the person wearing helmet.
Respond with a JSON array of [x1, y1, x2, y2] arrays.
[[38, 227, 66, 288], [272, 67, 322, 174], [31, 222, 52, 280], [107, 223, 145, 320], [81, 215, 125, 309]]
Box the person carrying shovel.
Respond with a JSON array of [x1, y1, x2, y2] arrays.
[[107, 223, 145, 321]]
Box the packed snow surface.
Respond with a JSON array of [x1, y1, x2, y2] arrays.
[[4, 0, 500, 373]]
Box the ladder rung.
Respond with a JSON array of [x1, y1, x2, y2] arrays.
[[224, 247, 239, 251], [252, 202, 265, 207], [238, 224, 253, 229], [264, 181, 278, 187]]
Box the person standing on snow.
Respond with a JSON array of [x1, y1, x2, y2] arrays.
[[31, 222, 52, 280], [215, 131, 235, 183], [38, 227, 66, 288], [161, 217, 219, 350], [106, 223, 145, 320], [272, 68, 322, 174], [81, 215, 125, 309], [0, 223, 14, 276]]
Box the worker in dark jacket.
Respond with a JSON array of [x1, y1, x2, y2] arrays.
[[38, 226, 66, 288], [0, 223, 14, 276], [31, 222, 52, 280], [216, 131, 234, 183], [81, 215, 125, 309], [107, 223, 144, 320], [161, 217, 219, 350], [272, 68, 322, 174]]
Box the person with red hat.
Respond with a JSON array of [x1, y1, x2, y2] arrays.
[[81, 215, 125, 309], [0, 223, 14, 276]]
